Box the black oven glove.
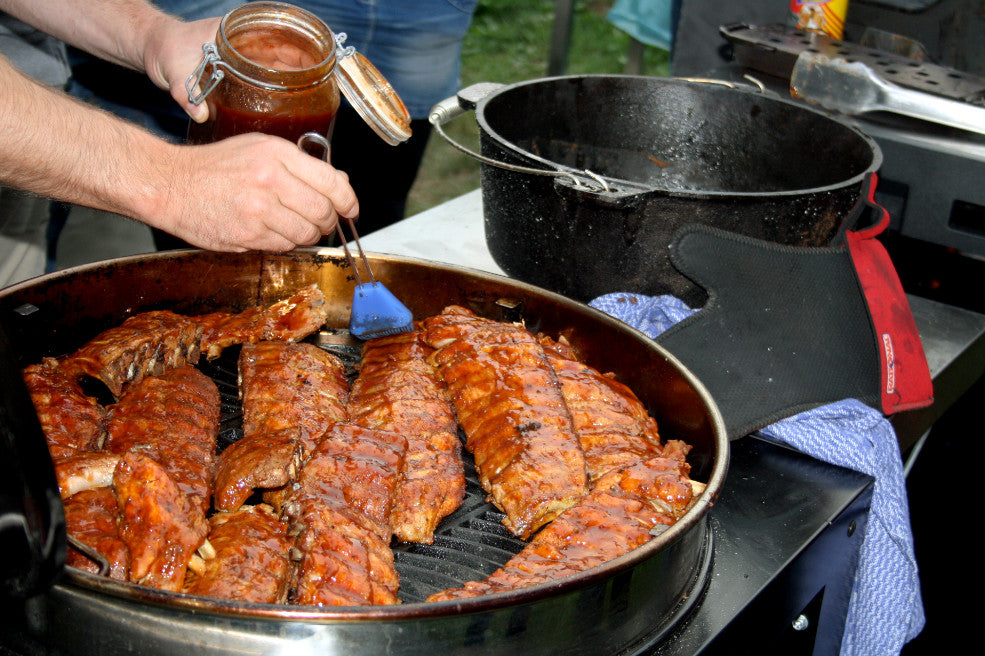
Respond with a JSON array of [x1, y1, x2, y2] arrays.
[[654, 174, 932, 439]]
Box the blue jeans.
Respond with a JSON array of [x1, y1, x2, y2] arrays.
[[293, 1, 480, 236], [304, 0, 479, 119], [154, 0, 242, 21]]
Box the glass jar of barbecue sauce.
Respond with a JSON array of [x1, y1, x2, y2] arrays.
[[186, 1, 410, 147]]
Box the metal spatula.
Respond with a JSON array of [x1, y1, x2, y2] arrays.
[[790, 50, 985, 136], [297, 132, 413, 340]]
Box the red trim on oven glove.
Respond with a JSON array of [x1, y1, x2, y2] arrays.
[[845, 174, 933, 413]]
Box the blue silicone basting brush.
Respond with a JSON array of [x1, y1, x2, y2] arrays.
[[334, 216, 414, 340], [298, 132, 414, 340]]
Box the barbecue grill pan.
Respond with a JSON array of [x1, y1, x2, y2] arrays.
[[0, 249, 728, 656]]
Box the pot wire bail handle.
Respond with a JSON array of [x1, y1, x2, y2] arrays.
[[427, 94, 610, 193], [428, 76, 768, 195]]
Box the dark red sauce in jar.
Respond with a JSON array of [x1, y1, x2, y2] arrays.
[[187, 3, 341, 146], [188, 102, 339, 144], [231, 26, 320, 70]]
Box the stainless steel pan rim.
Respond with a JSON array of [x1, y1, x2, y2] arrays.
[[1, 248, 728, 639], [61, 458, 723, 621]]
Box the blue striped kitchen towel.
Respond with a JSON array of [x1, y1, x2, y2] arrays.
[[589, 292, 925, 656]]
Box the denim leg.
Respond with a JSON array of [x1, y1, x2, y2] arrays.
[[303, 0, 478, 118]]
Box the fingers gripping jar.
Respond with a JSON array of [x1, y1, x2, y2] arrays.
[[186, 1, 410, 147]]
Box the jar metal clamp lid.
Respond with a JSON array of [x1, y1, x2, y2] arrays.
[[332, 33, 412, 146], [186, 9, 411, 146]]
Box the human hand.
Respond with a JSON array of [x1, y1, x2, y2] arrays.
[[146, 133, 359, 252], [142, 16, 221, 123]]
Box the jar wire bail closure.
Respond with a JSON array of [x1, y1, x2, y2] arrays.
[[185, 27, 409, 145]]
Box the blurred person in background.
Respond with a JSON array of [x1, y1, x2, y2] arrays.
[[312, 0, 479, 235]]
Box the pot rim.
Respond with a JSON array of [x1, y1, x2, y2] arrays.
[[474, 73, 883, 199]]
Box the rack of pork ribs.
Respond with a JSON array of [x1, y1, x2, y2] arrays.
[[22, 285, 703, 606]]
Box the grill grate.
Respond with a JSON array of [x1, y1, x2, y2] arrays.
[[197, 339, 528, 603]]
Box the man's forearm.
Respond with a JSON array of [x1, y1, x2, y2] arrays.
[[0, 0, 173, 71], [0, 6, 359, 254], [0, 53, 171, 223]]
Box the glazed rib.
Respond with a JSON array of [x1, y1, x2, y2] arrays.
[[212, 428, 303, 512], [194, 284, 329, 359], [348, 328, 465, 544], [54, 451, 122, 499], [427, 454, 697, 602], [213, 341, 350, 511], [114, 452, 209, 592], [290, 504, 398, 606], [63, 486, 129, 581], [422, 306, 588, 539], [56, 311, 201, 397], [286, 424, 406, 606], [184, 504, 294, 604], [539, 336, 664, 484], [238, 340, 349, 457], [295, 423, 407, 541], [104, 365, 220, 514], [23, 361, 106, 461]]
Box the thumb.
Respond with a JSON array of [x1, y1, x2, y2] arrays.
[[172, 81, 210, 123]]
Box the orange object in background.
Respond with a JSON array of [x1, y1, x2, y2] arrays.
[[789, 0, 848, 39]]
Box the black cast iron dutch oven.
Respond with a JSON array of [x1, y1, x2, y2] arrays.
[[0, 249, 728, 656], [429, 75, 882, 307]]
